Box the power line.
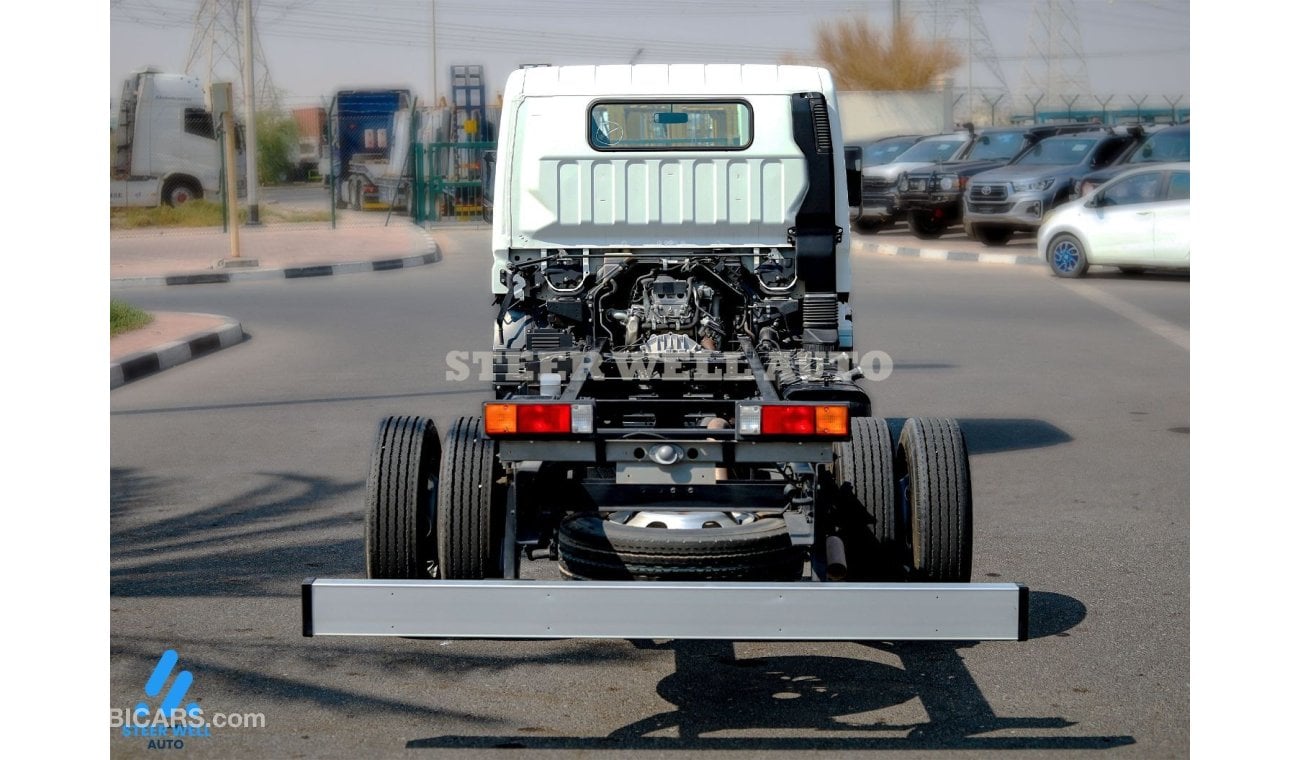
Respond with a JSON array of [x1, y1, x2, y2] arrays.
[[1018, 0, 1091, 115], [114, 0, 1187, 105], [184, 0, 279, 110]]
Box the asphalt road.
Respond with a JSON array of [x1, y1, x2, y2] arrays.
[[260, 183, 335, 213], [109, 229, 1188, 758]]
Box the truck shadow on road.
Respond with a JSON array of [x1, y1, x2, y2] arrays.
[[110, 466, 366, 598], [111, 634, 660, 728], [879, 417, 1072, 456], [408, 592, 1135, 751], [955, 418, 1073, 455]]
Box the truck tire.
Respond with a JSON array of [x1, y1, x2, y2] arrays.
[[831, 417, 900, 580], [972, 225, 1014, 246], [896, 417, 972, 582], [162, 179, 202, 207], [364, 416, 440, 579], [558, 514, 804, 581], [436, 416, 503, 579], [853, 216, 885, 234], [907, 210, 947, 239]]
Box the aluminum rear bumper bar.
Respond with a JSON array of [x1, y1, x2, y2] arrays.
[[302, 579, 1028, 641]]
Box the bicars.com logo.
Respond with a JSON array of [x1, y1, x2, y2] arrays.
[[114, 649, 211, 748], [112, 648, 265, 748], [137, 649, 202, 722]]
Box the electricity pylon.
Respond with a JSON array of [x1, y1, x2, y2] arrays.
[[914, 0, 1010, 123], [184, 0, 279, 110], [1017, 0, 1091, 118]]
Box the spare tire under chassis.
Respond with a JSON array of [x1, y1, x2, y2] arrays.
[[557, 513, 804, 581]]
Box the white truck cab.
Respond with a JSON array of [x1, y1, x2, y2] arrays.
[[111, 69, 236, 207], [490, 64, 858, 353]]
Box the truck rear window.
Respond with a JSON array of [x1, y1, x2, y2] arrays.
[[589, 101, 752, 151]]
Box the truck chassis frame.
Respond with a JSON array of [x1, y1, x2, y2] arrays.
[[302, 339, 1028, 642]]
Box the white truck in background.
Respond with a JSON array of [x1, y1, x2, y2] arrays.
[[111, 68, 238, 207]]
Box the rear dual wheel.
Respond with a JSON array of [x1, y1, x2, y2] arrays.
[[365, 416, 440, 579], [833, 416, 972, 582], [364, 415, 503, 580], [436, 417, 504, 579], [831, 417, 900, 580], [895, 417, 973, 582]]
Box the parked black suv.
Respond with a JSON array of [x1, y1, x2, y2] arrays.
[[855, 131, 971, 233], [897, 123, 1096, 238], [1075, 123, 1189, 196]]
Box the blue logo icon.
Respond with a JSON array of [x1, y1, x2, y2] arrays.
[[135, 650, 201, 719]]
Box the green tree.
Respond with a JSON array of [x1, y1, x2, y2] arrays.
[[255, 110, 299, 184], [794, 16, 962, 91]]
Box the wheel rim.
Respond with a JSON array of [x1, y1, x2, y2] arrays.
[[1052, 239, 1081, 273], [608, 510, 757, 530]]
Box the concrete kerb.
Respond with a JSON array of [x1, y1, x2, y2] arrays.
[[111, 316, 245, 389], [110, 227, 442, 288], [851, 236, 1042, 267]]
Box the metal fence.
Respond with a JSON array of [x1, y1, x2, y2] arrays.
[[410, 140, 494, 224]]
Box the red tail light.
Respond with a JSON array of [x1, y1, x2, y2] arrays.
[[761, 405, 816, 435], [739, 403, 850, 437], [517, 403, 570, 434], [484, 403, 593, 436]]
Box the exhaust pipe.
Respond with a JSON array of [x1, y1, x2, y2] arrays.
[[825, 535, 847, 581]]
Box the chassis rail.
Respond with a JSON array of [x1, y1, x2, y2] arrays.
[[302, 579, 1028, 641]]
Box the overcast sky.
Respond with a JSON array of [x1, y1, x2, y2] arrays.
[[109, 0, 1190, 115]]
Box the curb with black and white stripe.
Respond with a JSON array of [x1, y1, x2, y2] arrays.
[[110, 230, 440, 288], [111, 316, 245, 389], [852, 237, 1042, 267]]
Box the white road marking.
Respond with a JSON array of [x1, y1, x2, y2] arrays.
[[978, 252, 1024, 265], [1056, 280, 1190, 350]]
